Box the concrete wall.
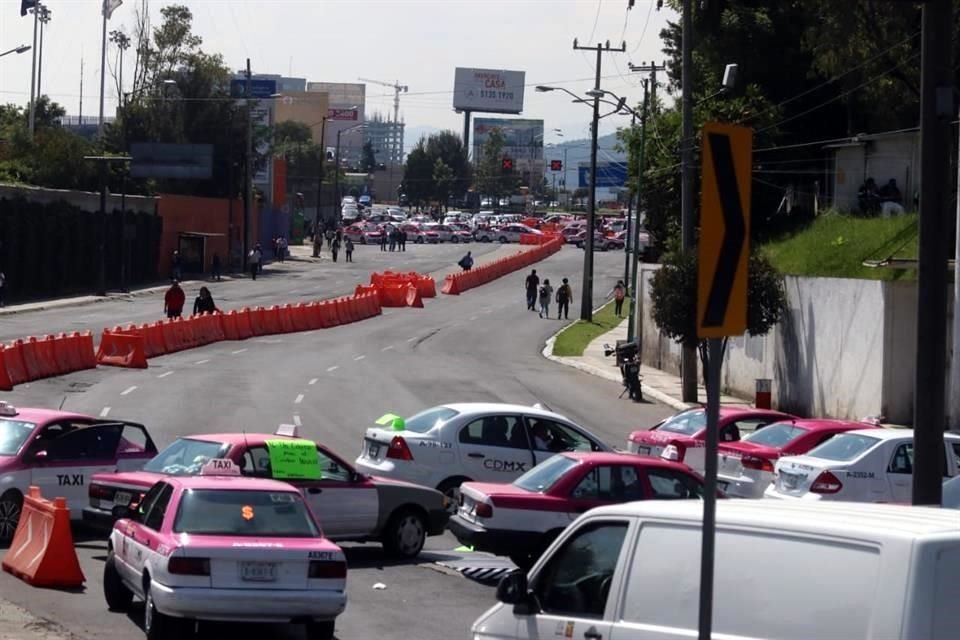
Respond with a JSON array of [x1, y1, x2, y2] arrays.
[[0, 183, 157, 214], [830, 131, 919, 211], [156, 195, 249, 277]]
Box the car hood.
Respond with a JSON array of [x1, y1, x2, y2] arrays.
[[461, 481, 530, 500], [91, 470, 164, 488], [629, 429, 700, 445], [718, 441, 782, 458]]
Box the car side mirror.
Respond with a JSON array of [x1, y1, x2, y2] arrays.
[[32, 450, 47, 460], [496, 570, 538, 615]]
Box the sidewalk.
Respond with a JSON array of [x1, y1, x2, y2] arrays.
[[543, 317, 750, 411], [0, 599, 73, 639]]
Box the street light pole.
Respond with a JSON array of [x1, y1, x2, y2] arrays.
[[36, 4, 50, 99], [314, 116, 328, 257], [0, 45, 30, 59], [27, 4, 39, 138], [679, 0, 698, 402], [582, 45, 602, 322], [627, 80, 650, 344], [243, 58, 253, 263]]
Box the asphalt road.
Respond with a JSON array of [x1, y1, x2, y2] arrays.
[[0, 243, 672, 640]]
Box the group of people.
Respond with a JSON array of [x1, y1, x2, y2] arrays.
[[858, 178, 906, 216], [380, 226, 408, 252], [163, 281, 219, 319], [272, 237, 288, 263], [524, 269, 573, 320]]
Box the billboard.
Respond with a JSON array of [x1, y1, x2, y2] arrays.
[[473, 118, 544, 162], [229, 78, 277, 99], [327, 108, 359, 121], [578, 162, 629, 188], [453, 68, 525, 114], [130, 144, 213, 180]]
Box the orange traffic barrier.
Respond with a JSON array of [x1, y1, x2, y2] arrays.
[[406, 284, 424, 308], [161, 319, 182, 353], [77, 332, 97, 370], [2, 486, 85, 588], [236, 308, 254, 340], [380, 284, 408, 308], [221, 311, 240, 340], [356, 284, 379, 297], [418, 277, 437, 298], [290, 303, 309, 332], [441, 274, 461, 295], [315, 301, 332, 328], [96, 331, 148, 369], [259, 306, 280, 335], [4, 340, 28, 385], [279, 305, 296, 334], [21, 337, 44, 381], [180, 316, 200, 349], [0, 347, 13, 391], [50, 334, 72, 376], [249, 307, 266, 336], [140, 322, 167, 358]]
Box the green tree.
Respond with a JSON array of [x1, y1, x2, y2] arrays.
[[432, 159, 455, 205], [475, 128, 517, 199], [425, 131, 471, 197], [402, 139, 434, 205], [361, 141, 377, 173], [649, 249, 787, 386]]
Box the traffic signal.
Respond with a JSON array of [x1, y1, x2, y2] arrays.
[[502, 157, 514, 171], [550, 160, 563, 171]]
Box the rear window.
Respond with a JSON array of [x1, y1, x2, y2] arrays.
[[0, 420, 36, 456], [742, 422, 809, 448], [657, 410, 706, 436], [403, 407, 459, 434], [806, 433, 881, 462], [513, 455, 578, 493], [143, 438, 230, 475], [174, 489, 319, 537]]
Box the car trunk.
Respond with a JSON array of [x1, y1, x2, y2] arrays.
[[774, 455, 837, 496], [181, 540, 343, 591], [718, 441, 781, 479]]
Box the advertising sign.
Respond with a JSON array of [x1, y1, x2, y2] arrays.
[[473, 118, 543, 162], [229, 78, 277, 99], [130, 143, 213, 180], [578, 162, 628, 188], [453, 68, 525, 114], [252, 106, 273, 186], [328, 108, 359, 121]]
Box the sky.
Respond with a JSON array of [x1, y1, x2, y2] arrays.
[[0, 0, 675, 148]]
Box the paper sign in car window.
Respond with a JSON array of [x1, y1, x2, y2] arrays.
[[266, 439, 321, 480]]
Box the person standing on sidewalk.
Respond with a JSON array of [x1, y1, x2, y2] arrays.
[[0, 271, 6, 308], [164, 281, 185, 319], [612, 280, 626, 317], [248, 246, 261, 280], [331, 236, 341, 262], [400, 228, 407, 251], [193, 286, 219, 315], [525, 269, 540, 311], [380, 227, 388, 251], [538, 279, 554, 319], [171, 250, 182, 281], [556, 278, 572, 320], [211, 253, 222, 281], [345, 237, 354, 262]]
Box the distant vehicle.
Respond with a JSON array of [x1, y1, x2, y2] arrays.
[[480, 197, 493, 207], [401, 223, 428, 243], [422, 223, 453, 243], [341, 206, 360, 223], [475, 223, 540, 243], [343, 223, 383, 245], [341, 196, 356, 206], [579, 232, 623, 252], [448, 223, 475, 243], [386, 207, 407, 222], [358, 194, 372, 208], [498, 197, 510, 208]]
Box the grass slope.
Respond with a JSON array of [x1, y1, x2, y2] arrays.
[[552, 298, 626, 357], [762, 213, 918, 281]]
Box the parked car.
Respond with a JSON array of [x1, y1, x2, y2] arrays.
[[103, 463, 346, 640], [85, 426, 448, 558], [0, 401, 157, 540], [400, 223, 428, 243], [580, 232, 623, 251], [764, 429, 960, 503], [475, 500, 960, 640], [626, 406, 796, 473], [717, 418, 878, 498], [449, 452, 707, 568], [358, 194, 372, 208], [354, 403, 612, 505], [421, 223, 453, 243], [476, 224, 541, 243], [448, 223, 474, 243], [343, 223, 382, 245]]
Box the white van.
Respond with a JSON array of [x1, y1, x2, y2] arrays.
[[472, 500, 960, 640]]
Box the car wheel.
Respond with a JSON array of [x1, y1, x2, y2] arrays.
[[382, 508, 427, 558], [437, 476, 470, 514], [305, 620, 336, 640], [103, 552, 134, 611], [452, 236, 459, 244], [0, 490, 23, 541], [144, 582, 176, 640], [416, 237, 424, 244], [498, 236, 508, 244]]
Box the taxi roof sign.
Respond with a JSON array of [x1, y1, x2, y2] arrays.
[[0, 401, 17, 417], [375, 413, 406, 431], [200, 458, 242, 476], [275, 424, 300, 438]]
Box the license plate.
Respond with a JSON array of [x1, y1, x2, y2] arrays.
[[781, 473, 799, 490], [114, 491, 132, 507], [368, 442, 381, 458], [636, 446, 651, 456], [240, 562, 277, 582]]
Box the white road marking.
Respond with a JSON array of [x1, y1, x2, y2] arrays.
[[120, 386, 137, 396], [194, 359, 210, 365], [354, 355, 366, 361], [327, 365, 339, 372], [381, 345, 394, 352], [293, 415, 302, 427], [232, 348, 248, 355], [407, 337, 417, 343], [295, 394, 304, 404], [99, 407, 111, 417], [308, 378, 318, 385], [157, 371, 174, 379]]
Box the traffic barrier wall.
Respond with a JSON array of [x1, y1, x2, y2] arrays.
[[222, 311, 241, 340], [236, 308, 254, 340], [380, 284, 409, 308], [160, 319, 182, 353], [0, 347, 13, 391], [441, 238, 563, 296], [291, 304, 310, 333], [51, 334, 73, 375], [406, 284, 424, 308], [249, 307, 266, 337], [1, 486, 85, 588], [262, 306, 282, 335], [141, 322, 168, 358], [20, 337, 42, 381], [96, 331, 148, 369], [77, 332, 97, 369], [279, 305, 296, 334], [4, 340, 28, 386]]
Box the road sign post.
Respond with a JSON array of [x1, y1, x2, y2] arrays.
[[696, 121, 752, 640]]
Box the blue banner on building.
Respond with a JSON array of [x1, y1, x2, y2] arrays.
[[578, 162, 628, 188], [230, 78, 278, 99]]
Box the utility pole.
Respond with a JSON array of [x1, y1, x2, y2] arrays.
[[680, 0, 698, 402], [27, 3, 39, 138], [36, 4, 50, 100], [573, 39, 627, 322], [243, 58, 253, 264], [314, 117, 328, 257], [913, 0, 953, 505]]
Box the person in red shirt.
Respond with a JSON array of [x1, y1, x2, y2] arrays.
[[164, 281, 185, 319]]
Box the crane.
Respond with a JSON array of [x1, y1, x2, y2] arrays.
[[358, 77, 408, 163]]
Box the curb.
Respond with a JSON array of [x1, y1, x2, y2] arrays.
[[0, 280, 216, 318], [541, 331, 693, 412]]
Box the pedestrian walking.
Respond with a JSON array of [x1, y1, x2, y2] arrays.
[[211, 253, 222, 281], [0, 271, 6, 308], [400, 229, 407, 251], [380, 227, 388, 251], [278, 237, 287, 263], [248, 246, 261, 280], [458, 251, 474, 271], [525, 269, 540, 311], [345, 237, 354, 262], [171, 250, 182, 281], [556, 278, 573, 320], [164, 281, 185, 319], [193, 286, 219, 315], [332, 237, 341, 263], [538, 279, 554, 319], [613, 280, 626, 317], [256, 243, 264, 272], [389, 227, 397, 252]]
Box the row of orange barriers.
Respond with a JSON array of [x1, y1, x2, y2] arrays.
[[0, 333, 97, 391], [520, 232, 563, 245], [370, 271, 437, 298], [442, 237, 564, 295]]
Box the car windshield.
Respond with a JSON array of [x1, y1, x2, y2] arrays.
[[0, 419, 36, 456], [173, 489, 319, 537], [657, 409, 707, 436], [403, 407, 460, 434], [806, 433, 881, 462], [513, 455, 578, 492], [742, 422, 809, 448], [143, 438, 230, 475]]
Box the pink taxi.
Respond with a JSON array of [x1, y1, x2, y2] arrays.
[[626, 406, 795, 473], [448, 452, 707, 569], [104, 460, 346, 640], [0, 401, 157, 540], [85, 426, 447, 558]]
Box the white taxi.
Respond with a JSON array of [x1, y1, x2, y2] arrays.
[[764, 429, 960, 502], [354, 403, 611, 504], [104, 460, 346, 640]]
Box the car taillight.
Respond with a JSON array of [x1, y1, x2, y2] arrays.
[[810, 471, 843, 494], [662, 442, 687, 462], [88, 483, 112, 500], [475, 503, 493, 518], [308, 560, 347, 579], [741, 455, 775, 472], [167, 557, 210, 576], [386, 436, 414, 461]]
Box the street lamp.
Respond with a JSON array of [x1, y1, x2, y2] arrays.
[[0, 45, 30, 58], [36, 4, 50, 98]]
